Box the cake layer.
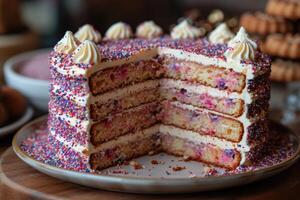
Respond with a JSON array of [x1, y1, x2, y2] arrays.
[[162, 56, 246, 93], [89, 60, 163, 95], [161, 133, 241, 169], [90, 83, 159, 120], [90, 102, 160, 146], [159, 100, 243, 142], [90, 125, 161, 170], [160, 86, 244, 117]]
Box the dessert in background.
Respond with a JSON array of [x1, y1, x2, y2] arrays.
[[18, 52, 50, 81], [262, 34, 300, 60], [271, 59, 300, 82], [0, 86, 27, 126], [266, 0, 300, 20], [240, 12, 293, 36], [184, 9, 239, 36], [240, 0, 300, 82], [48, 21, 270, 171]]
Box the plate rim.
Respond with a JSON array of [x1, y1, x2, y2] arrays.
[[12, 115, 300, 183]]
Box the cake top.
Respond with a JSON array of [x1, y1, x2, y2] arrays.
[[50, 21, 271, 77]]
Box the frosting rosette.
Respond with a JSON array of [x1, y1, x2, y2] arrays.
[[72, 40, 101, 64], [224, 27, 257, 61], [75, 24, 101, 43], [54, 31, 79, 54], [209, 23, 234, 44], [171, 20, 201, 39], [136, 21, 163, 39], [105, 22, 133, 40]]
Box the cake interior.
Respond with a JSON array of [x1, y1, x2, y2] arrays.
[[79, 54, 270, 171]]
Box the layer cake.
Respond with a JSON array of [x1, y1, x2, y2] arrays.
[[48, 22, 271, 171]]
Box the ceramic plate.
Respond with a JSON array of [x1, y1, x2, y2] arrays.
[[0, 107, 33, 138], [13, 116, 300, 194]]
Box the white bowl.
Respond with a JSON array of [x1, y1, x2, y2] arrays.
[[4, 49, 50, 112]]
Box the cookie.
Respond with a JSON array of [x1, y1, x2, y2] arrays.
[[0, 86, 27, 121], [0, 103, 8, 126], [271, 59, 300, 82], [240, 12, 293, 35], [262, 34, 300, 59], [266, 0, 300, 20]]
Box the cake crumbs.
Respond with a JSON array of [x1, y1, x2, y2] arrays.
[[203, 166, 218, 176], [172, 166, 186, 171], [151, 160, 161, 165], [129, 160, 144, 170]]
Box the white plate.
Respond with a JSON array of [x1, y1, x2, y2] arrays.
[[13, 116, 300, 194], [0, 107, 33, 138]]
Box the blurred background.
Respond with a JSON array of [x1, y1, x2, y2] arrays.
[[0, 0, 300, 134], [20, 0, 268, 47]]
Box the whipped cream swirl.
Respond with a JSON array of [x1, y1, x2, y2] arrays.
[[75, 24, 101, 43], [209, 23, 234, 44], [136, 21, 163, 39], [72, 40, 101, 65], [54, 31, 79, 54], [224, 27, 257, 61], [171, 20, 201, 39], [105, 22, 132, 40]]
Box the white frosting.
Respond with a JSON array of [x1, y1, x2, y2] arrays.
[[171, 20, 201, 39], [75, 24, 101, 43], [105, 22, 132, 40], [209, 23, 234, 44], [136, 21, 163, 39], [73, 40, 101, 64], [54, 31, 79, 54], [224, 27, 257, 62]]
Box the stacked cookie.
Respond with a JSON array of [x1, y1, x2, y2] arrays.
[[240, 0, 300, 82]]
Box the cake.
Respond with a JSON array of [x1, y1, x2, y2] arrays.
[[48, 21, 271, 171]]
